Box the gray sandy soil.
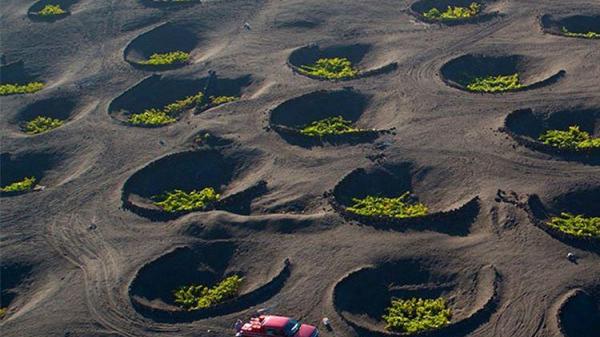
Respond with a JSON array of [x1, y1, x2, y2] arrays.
[[1, 1, 599, 337]]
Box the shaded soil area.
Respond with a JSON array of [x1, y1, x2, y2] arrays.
[[557, 287, 600, 337], [541, 14, 600, 39]]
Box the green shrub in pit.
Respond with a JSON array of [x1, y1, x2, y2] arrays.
[[466, 73, 524, 92], [153, 187, 219, 212], [299, 116, 360, 137], [347, 192, 429, 218], [383, 297, 452, 333], [38, 4, 66, 16], [547, 212, 600, 239], [539, 126, 600, 151], [174, 275, 243, 310], [1, 177, 37, 193], [24, 116, 64, 134], [423, 2, 480, 21], [139, 51, 190, 66], [298, 58, 359, 80], [560, 27, 600, 39], [209, 96, 238, 106], [0, 82, 44, 96], [128, 91, 203, 126]]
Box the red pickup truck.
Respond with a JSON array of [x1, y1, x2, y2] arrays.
[[236, 315, 319, 337]]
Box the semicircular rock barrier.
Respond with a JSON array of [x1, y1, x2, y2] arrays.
[[108, 73, 252, 127], [555, 287, 600, 337], [541, 14, 600, 39], [502, 107, 599, 163], [333, 259, 499, 337], [124, 22, 200, 70], [526, 187, 600, 251], [128, 241, 291, 322], [0, 262, 34, 320], [440, 53, 565, 93], [329, 165, 479, 235], [27, 0, 76, 21], [269, 89, 391, 147], [409, 0, 500, 25], [287, 43, 397, 81], [121, 148, 266, 221]]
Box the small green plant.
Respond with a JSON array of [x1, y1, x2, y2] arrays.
[[383, 297, 452, 333], [153, 187, 220, 212], [423, 2, 480, 20], [539, 126, 600, 151], [1, 177, 37, 193], [139, 51, 190, 66], [174, 275, 243, 310], [0, 82, 44, 96], [346, 192, 429, 218], [466, 73, 524, 92], [23, 116, 64, 134], [128, 91, 203, 126], [0, 307, 6, 319], [38, 4, 66, 16], [298, 58, 359, 80], [560, 27, 599, 39], [547, 213, 600, 239], [209, 96, 238, 106], [299, 116, 360, 137]]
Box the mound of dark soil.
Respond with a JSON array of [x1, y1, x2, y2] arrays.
[[333, 258, 498, 337], [288, 43, 397, 81], [440, 53, 565, 93], [503, 107, 599, 162], [129, 241, 290, 322], [124, 22, 199, 70], [330, 164, 479, 235]]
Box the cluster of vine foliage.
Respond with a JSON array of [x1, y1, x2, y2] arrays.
[[539, 126, 600, 151], [346, 192, 429, 218], [0, 82, 45, 96], [299, 58, 359, 80], [153, 187, 219, 212], [38, 4, 66, 16], [24, 116, 64, 134], [209, 96, 238, 106], [173, 275, 243, 310], [382, 297, 452, 333], [1, 177, 37, 193], [547, 213, 600, 239], [0, 307, 6, 319], [466, 73, 524, 92], [560, 27, 600, 39], [139, 51, 190, 66], [128, 91, 204, 126], [423, 2, 480, 20], [299, 116, 360, 137]]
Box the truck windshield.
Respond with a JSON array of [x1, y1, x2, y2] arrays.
[[283, 320, 300, 337]]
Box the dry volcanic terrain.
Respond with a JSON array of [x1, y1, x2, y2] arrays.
[[1, 1, 599, 337]]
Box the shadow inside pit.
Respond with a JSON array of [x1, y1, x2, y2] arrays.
[[16, 96, 77, 131], [0, 60, 40, 85], [559, 288, 600, 337], [124, 23, 199, 70], [0, 152, 58, 196], [28, 0, 76, 21], [410, 0, 499, 25], [139, 0, 200, 9], [504, 108, 599, 163], [541, 14, 600, 37], [269, 89, 383, 147], [331, 165, 479, 236], [0, 263, 33, 311], [440, 54, 564, 92], [289, 44, 370, 69]]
